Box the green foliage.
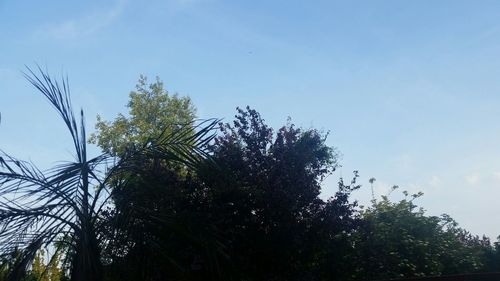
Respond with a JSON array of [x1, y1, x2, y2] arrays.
[[89, 75, 196, 156], [0, 251, 16, 281], [0, 249, 65, 281], [101, 107, 360, 281], [352, 189, 493, 280], [0, 69, 214, 281], [96, 105, 500, 281], [28, 249, 63, 281], [4, 70, 500, 281]]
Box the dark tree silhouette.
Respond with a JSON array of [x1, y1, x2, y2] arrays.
[[0, 67, 217, 281]]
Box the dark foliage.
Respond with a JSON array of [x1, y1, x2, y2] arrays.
[[199, 107, 359, 281], [4, 72, 500, 281], [0, 69, 216, 281], [102, 107, 360, 281]]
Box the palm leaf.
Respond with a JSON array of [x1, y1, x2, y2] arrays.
[[0, 66, 220, 281]]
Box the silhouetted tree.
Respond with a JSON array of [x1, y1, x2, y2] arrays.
[[197, 107, 360, 281], [0, 68, 215, 281], [101, 107, 361, 281]]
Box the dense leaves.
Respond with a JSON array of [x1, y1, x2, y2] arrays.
[[352, 189, 497, 280], [198, 107, 359, 281], [89, 75, 196, 156], [2, 72, 500, 281], [99, 106, 500, 281], [97, 107, 360, 281], [0, 69, 215, 281]]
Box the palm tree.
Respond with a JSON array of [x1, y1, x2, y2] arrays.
[[0, 67, 217, 281]]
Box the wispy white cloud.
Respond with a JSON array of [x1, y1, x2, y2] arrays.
[[34, 0, 126, 40], [465, 173, 480, 186]]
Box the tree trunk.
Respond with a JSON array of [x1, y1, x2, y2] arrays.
[[70, 224, 103, 281]]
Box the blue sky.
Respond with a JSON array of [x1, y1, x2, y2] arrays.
[[2, 0, 500, 238]]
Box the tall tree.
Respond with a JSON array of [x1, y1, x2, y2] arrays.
[[0, 68, 215, 281], [101, 107, 360, 281], [89, 75, 196, 156], [197, 107, 359, 281]]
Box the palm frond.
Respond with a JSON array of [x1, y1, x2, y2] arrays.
[[144, 118, 219, 168], [1, 66, 220, 281], [22, 65, 85, 162], [0, 67, 101, 280]]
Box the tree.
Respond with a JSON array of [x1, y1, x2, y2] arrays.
[[89, 75, 196, 156], [0, 68, 216, 281], [100, 106, 361, 281], [196, 107, 360, 281], [352, 188, 491, 280], [101, 159, 230, 281], [482, 237, 500, 272], [0, 251, 18, 281], [28, 249, 63, 281]]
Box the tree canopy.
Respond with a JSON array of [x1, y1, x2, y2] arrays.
[[2, 72, 500, 281], [197, 107, 359, 280], [98, 106, 360, 281], [352, 188, 495, 280], [0, 69, 214, 281], [89, 75, 196, 156]]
